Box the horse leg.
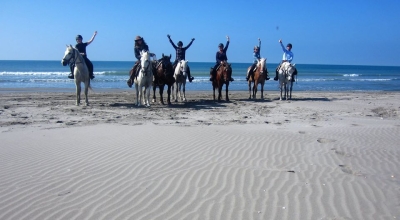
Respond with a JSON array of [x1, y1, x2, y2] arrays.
[[225, 83, 229, 102], [174, 82, 179, 102], [213, 86, 216, 101], [253, 82, 257, 99], [218, 84, 222, 101], [182, 82, 186, 102], [84, 81, 89, 106], [159, 84, 165, 105], [167, 84, 172, 105], [145, 85, 151, 106], [260, 83, 264, 99], [75, 80, 81, 106], [289, 82, 293, 100], [152, 84, 157, 103], [248, 81, 252, 99], [279, 83, 283, 101], [135, 84, 140, 106]]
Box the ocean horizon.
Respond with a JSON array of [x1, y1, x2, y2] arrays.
[[1, 60, 399, 92]]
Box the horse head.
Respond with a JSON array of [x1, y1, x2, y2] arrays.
[[279, 62, 295, 81], [178, 60, 188, 76], [258, 58, 267, 74], [219, 61, 232, 82], [61, 44, 75, 66], [140, 50, 151, 75], [160, 54, 173, 75]]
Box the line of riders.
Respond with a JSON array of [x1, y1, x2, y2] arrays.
[[67, 32, 297, 85]]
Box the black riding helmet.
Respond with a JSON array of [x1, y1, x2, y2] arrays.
[[218, 43, 224, 48], [76, 35, 83, 40], [177, 41, 183, 47], [286, 43, 292, 48]]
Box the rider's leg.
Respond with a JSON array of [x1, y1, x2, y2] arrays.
[[68, 63, 74, 79], [210, 64, 218, 81], [247, 63, 256, 81], [274, 63, 281, 81], [85, 57, 94, 79], [127, 61, 139, 87], [187, 66, 194, 82]]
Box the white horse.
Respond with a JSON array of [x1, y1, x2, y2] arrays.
[[278, 62, 296, 100], [134, 50, 153, 107], [172, 60, 188, 102], [61, 45, 91, 106]]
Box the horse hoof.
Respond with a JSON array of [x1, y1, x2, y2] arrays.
[[152, 99, 156, 103]]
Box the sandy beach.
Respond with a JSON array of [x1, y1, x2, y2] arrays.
[[0, 89, 399, 220]]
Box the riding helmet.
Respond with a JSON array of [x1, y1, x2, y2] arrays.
[[286, 43, 292, 48], [177, 41, 183, 47], [218, 43, 224, 48], [254, 46, 259, 50], [135, 36, 143, 41], [76, 35, 83, 40]]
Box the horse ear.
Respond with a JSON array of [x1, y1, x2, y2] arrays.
[[169, 54, 171, 59], [162, 53, 164, 57]]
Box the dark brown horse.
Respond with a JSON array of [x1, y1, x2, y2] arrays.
[[247, 58, 268, 99], [212, 61, 232, 101], [152, 54, 175, 105]]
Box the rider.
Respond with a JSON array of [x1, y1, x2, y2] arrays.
[[167, 35, 195, 82], [127, 36, 155, 88], [210, 36, 234, 82], [246, 38, 269, 81], [273, 39, 297, 81], [69, 31, 97, 80]]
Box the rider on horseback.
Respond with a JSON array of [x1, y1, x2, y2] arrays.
[[210, 36, 234, 82], [274, 39, 297, 81], [68, 31, 97, 80], [246, 38, 269, 81], [167, 35, 195, 83], [127, 36, 155, 88]]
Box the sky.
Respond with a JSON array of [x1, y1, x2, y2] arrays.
[[1, 0, 400, 66]]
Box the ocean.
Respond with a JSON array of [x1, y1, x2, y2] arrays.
[[0, 60, 399, 91]]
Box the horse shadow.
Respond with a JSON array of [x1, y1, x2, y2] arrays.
[[164, 99, 228, 110]]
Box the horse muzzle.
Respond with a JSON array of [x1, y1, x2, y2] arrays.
[[61, 60, 68, 66]]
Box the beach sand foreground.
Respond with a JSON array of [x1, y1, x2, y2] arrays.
[[0, 90, 399, 219]]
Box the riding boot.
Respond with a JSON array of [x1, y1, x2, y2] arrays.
[[209, 68, 214, 81], [68, 63, 74, 79], [266, 71, 270, 80], [187, 68, 194, 82], [127, 63, 138, 88], [273, 70, 279, 81]]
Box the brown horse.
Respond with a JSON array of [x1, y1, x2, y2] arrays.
[[212, 61, 232, 101], [152, 54, 175, 105], [247, 58, 268, 99]]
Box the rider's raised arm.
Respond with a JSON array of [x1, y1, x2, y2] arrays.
[[168, 35, 178, 49], [280, 41, 287, 52], [87, 31, 97, 45], [184, 38, 195, 50], [224, 40, 229, 53]]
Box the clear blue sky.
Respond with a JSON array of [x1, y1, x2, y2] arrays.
[[1, 0, 399, 66]]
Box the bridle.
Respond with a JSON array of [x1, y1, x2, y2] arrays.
[[63, 47, 82, 66]]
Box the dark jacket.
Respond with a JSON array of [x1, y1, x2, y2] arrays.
[[134, 44, 149, 60], [216, 41, 229, 64], [169, 39, 194, 61]]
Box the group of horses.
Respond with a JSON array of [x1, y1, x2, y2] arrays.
[[61, 45, 296, 106]]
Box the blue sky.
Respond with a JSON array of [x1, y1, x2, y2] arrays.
[[1, 0, 399, 66]]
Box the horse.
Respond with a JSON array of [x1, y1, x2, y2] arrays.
[[212, 61, 232, 101], [152, 54, 175, 105], [278, 62, 296, 100], [172, 60, 189, 102], [134, 50, 153, 107], [247, 58, 268, 99], [61, 44, 92, 106]]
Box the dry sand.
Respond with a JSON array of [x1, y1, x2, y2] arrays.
[[0, 90, 399, 220]]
